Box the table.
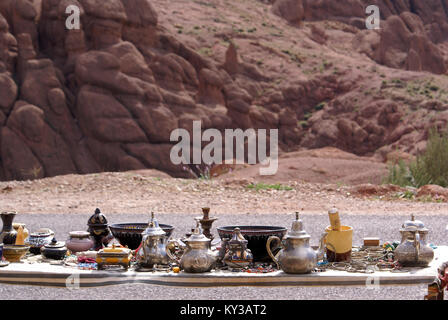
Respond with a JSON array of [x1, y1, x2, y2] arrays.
[[0, 247, 446, 288]]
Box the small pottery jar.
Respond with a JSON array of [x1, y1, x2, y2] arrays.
[[26, 229, 55, 254], [41, 238, 67, 260], [0, 211, 18, 244], [66, 231, 94, 253]]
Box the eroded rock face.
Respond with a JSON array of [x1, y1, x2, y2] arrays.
[[0, 0, 447, 181], [271, 0, 448, 74]]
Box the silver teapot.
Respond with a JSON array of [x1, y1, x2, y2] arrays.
[[167, 222, 217, 273], [394, 214, 434, 267], [138, 213, 170, 268], [266, 213, 327, 274]]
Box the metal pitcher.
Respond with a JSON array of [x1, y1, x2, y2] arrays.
[[266, 212, 327, 274], [138, 213, 170, 268], [394, 214, 434, 267], [166, 222, 217, 273]]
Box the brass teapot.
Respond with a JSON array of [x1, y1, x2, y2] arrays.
[[166, 222, 217, 273], [138, 213, 170, 268], [266, 213, 327, 274], [394, 215, 434, 267]]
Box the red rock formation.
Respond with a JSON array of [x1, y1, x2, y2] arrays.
[[0, 0, 447, 181]]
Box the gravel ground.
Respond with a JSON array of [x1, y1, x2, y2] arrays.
[[0, 212, 446, 300]]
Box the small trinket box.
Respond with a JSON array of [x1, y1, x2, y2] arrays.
[[363, 237, 380, 247]]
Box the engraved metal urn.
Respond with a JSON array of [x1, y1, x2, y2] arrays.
[[266, 212, 327, 274]]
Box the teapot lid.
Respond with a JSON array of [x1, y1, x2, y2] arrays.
[[143, 212, 166, 237], [401, 214, 428, 232], [185, 222, 210, 243], [44, 238, 66, 249], [286, 212, 310, 240], [229, 228, 247, 244]]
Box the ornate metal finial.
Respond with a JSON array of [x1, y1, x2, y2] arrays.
[[95, 208, 101, 215], [295, 212, 299, 220]]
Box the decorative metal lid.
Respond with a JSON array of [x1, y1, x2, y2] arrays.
[[100, 244, 131, 254], [44, 238, 66, 249], [185, 222, 211, 243], [401, 214, 428, 232], [87, 208, 108, 226], [143, 212, 166, 237], [285, 212, 310, 240], [229, 228, 247, 245]]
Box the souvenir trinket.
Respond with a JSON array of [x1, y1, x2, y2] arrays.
[[109, 222, 174, 250], [394, 215, 434, 267], [15, 225, 26, 245], [167, 222, 217, 273], [0, 244, 8, 267], [0, 211, 18, 244], [26, 229, 55, 254], [12, 223, 29, 240], [223, 228, 253, 269], [266, 212, 327, 274], [87, 208, 112, 250], [3, 245, 29, 262], [217, 225, 287, 262], [41, 238, 67, 260], [325, 208, 353, 262], [66, 231, 94, 253], [96, 244, 132, 270], [195, 207, 218, 240], [138, 213, 170, 268]]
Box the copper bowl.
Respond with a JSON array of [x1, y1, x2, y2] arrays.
[[217, 226, 287, 262], [109, 223, 174, 250], [3, 245, 30, 262]]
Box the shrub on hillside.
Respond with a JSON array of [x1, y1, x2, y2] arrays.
[[384, 128, 448, 188]]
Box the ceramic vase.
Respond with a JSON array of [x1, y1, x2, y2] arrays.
[[0, 212, 18, 244]]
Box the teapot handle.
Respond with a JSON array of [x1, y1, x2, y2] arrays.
[[166, 239, 181, 263], [266, 236, 282, 269]]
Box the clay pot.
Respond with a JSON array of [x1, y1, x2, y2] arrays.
[[3, 245, 29, 262], [66, 231, 94, 253]]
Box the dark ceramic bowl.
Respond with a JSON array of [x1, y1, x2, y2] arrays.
[[217, 226, 287, 262], [109, 223, 174, 250]]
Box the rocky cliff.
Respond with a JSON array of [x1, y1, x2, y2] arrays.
[[0, 0, 447, 181]]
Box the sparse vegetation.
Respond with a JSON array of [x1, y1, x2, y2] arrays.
[[384, 128, 448, 188], [246, 183, 293, 191]]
